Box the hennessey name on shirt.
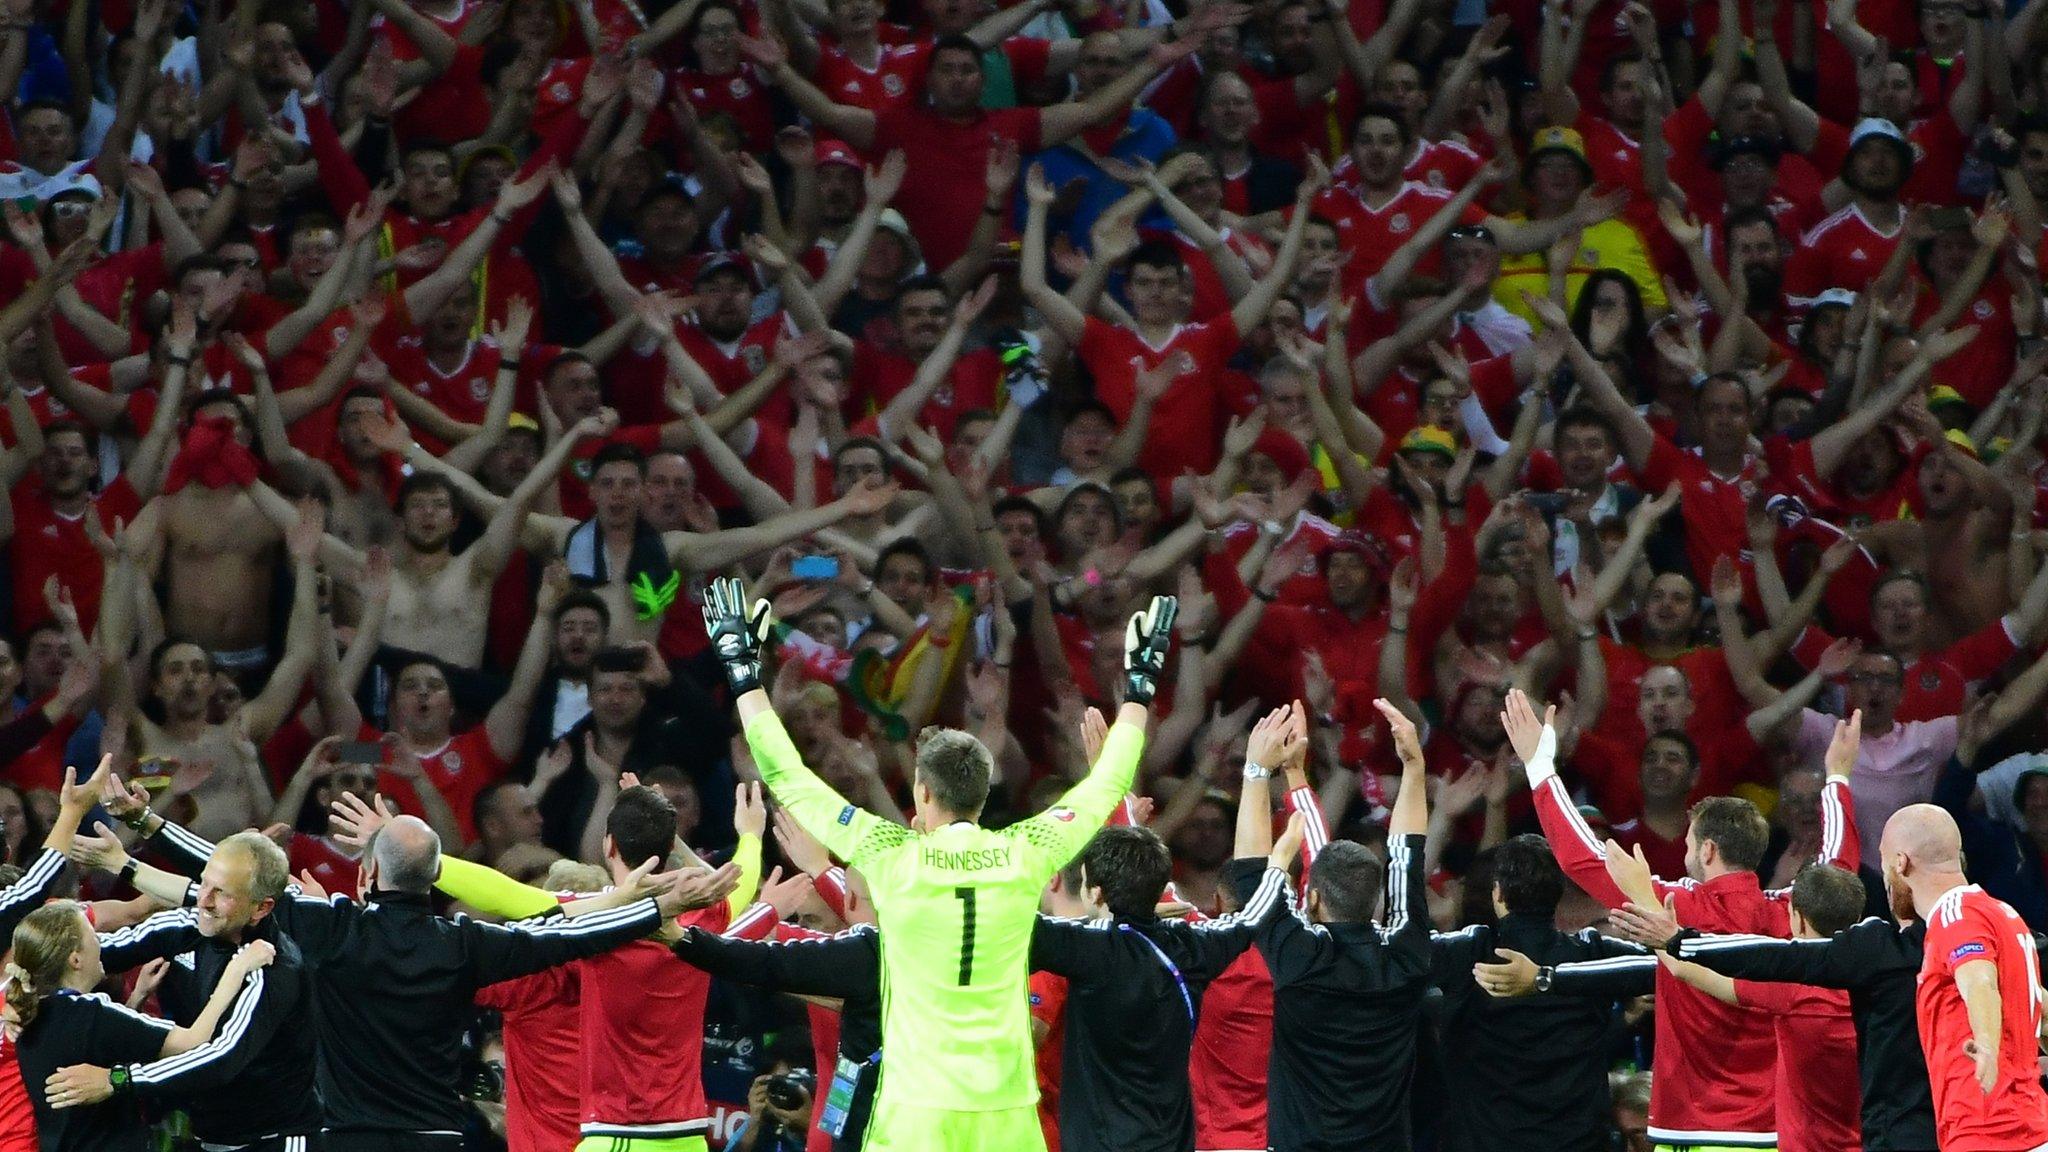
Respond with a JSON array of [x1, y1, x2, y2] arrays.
[[921, 845, 1013, 871]]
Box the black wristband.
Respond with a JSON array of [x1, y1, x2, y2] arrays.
[[1251, 585, 1278, 602], [499, 358, 523, 373], [119, 858, 139, 886], [166, 354, 192, 367]]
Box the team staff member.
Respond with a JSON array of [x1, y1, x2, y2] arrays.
[[98, 788, 738, 1152], [1428, 835, 1652, 1152], [11, 904, 276, 1152], [704, 576, 1174, 1152], [1882, 803, 2048, 1152], [53, 774, 321, 1152], [1225, 698, 1431, 1152], [1028, 814, 1290, 1152]]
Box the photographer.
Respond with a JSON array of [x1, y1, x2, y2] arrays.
[[731, 1061, 814, 1152]]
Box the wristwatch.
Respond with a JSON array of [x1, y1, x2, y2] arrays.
[[108, 1066, 132, 1094], [119, 859, 140, 886], [1535, 965, 1555, 993], [1243, 761, 1272, 780]]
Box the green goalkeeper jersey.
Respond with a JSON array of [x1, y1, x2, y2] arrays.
[[744, 711, 1144, 1111]]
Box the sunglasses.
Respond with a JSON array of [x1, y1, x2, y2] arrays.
[[49, 200, 94, 219]]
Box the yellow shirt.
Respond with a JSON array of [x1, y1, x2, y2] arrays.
[[1491, 215, 1668, 324]]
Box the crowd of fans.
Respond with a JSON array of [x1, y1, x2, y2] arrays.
[[0, 0, 2044, 1140]]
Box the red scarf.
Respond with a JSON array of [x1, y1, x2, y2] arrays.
[[163, 415, 259, 493]]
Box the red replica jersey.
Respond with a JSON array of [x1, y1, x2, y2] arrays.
[[1536, 776, 1861, 1146], [1302, 181, 1482, 297], [1219, 511, 1343, 605], [1075, 315, 1241, 482], [377, 727, 507, 843], [1638, 437, 1762, 590], [849, 343, 1002, 441], [1917, 885, 2048, 1152], [1029, 970, 1067, 1152], [9, 475, 140, 636], [1405, 136, 1485, 192], [812, 41, 928, 112], [474, 965, 581, 1152], [1735, 981, 1861, 1152], [576, 898, 769, 1139], [1784, 204, 1903, 302]]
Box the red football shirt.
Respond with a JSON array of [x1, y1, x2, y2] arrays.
[[1029, 969, 1067, 1152], [1637, 437, 1761, 586], [575, 898, 770, 1139], [1917, 885, 2048, 1152], [377, 727, 507, 843], [1075, 314, 1241, 482], [870, 105, 1043, 271], [9, 475, 140, 636], [1736, 980, 1862, 1152], [474, 965, 581, 1152]]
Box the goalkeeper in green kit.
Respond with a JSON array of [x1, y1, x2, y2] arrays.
[[701, 576, 1173, 1152]]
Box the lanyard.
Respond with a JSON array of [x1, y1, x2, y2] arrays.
[[1118, 923, 1195, 1027]]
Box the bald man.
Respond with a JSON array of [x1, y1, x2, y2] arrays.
[[1883, 804, 2048, 1152]]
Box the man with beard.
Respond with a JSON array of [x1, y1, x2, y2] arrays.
[[244, 409, 611, 671], [1850, 440, 2019, 645], [1784, 119, 1913, 299], [558, 645, 733, 861], [1483, 690, 1859, 1152], [1883, 804, 2048, 1151], [1199, 73, 1304, 217]]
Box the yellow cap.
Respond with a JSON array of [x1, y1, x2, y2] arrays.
[[1399, 425, 1458, 460], [1944, 427, 1979, 458], [1926, 384, 1969, 411], [1529, 126, 1590, 165], [507, 412, 541, 433]]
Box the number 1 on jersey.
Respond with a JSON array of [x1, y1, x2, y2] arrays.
[[954, 887, 977, 985]]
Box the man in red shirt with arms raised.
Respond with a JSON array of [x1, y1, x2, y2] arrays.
[[1483, 689, 1859, 1151], [1020, 154, 1320, 485], [1884, 802, 2048, 1152], [743, 30, 1205, 270]]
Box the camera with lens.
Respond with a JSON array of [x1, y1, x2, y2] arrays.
[[764, 1069, 813, 1113]]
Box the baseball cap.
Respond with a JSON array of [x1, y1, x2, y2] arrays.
[[507, 412, 541, 434], [692, 250, 759, 288], [1809, 287, 1858, 310], [1398, 425, 1458, 461], [1927, 384, 1971, 413], [1846, 117, 1915, 169], [814, 138, 862, 170], [874, 208, 925, 271], [1710, 134, 1783, 169], [1945, 427, 1979, 458], [34, 170, 101, 202], [1527, 126, 1594, 181]]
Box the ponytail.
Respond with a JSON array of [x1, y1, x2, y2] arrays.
[[5, 902, 89, 1034], [2, 962, 38, 1031]]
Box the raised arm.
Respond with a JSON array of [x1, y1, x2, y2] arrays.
[[1021, 163, 1089, 345], [744, 35, 876, 150]]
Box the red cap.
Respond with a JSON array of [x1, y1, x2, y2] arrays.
[[814, 138, 863, 170], [1250, 429, 1314, 483]]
